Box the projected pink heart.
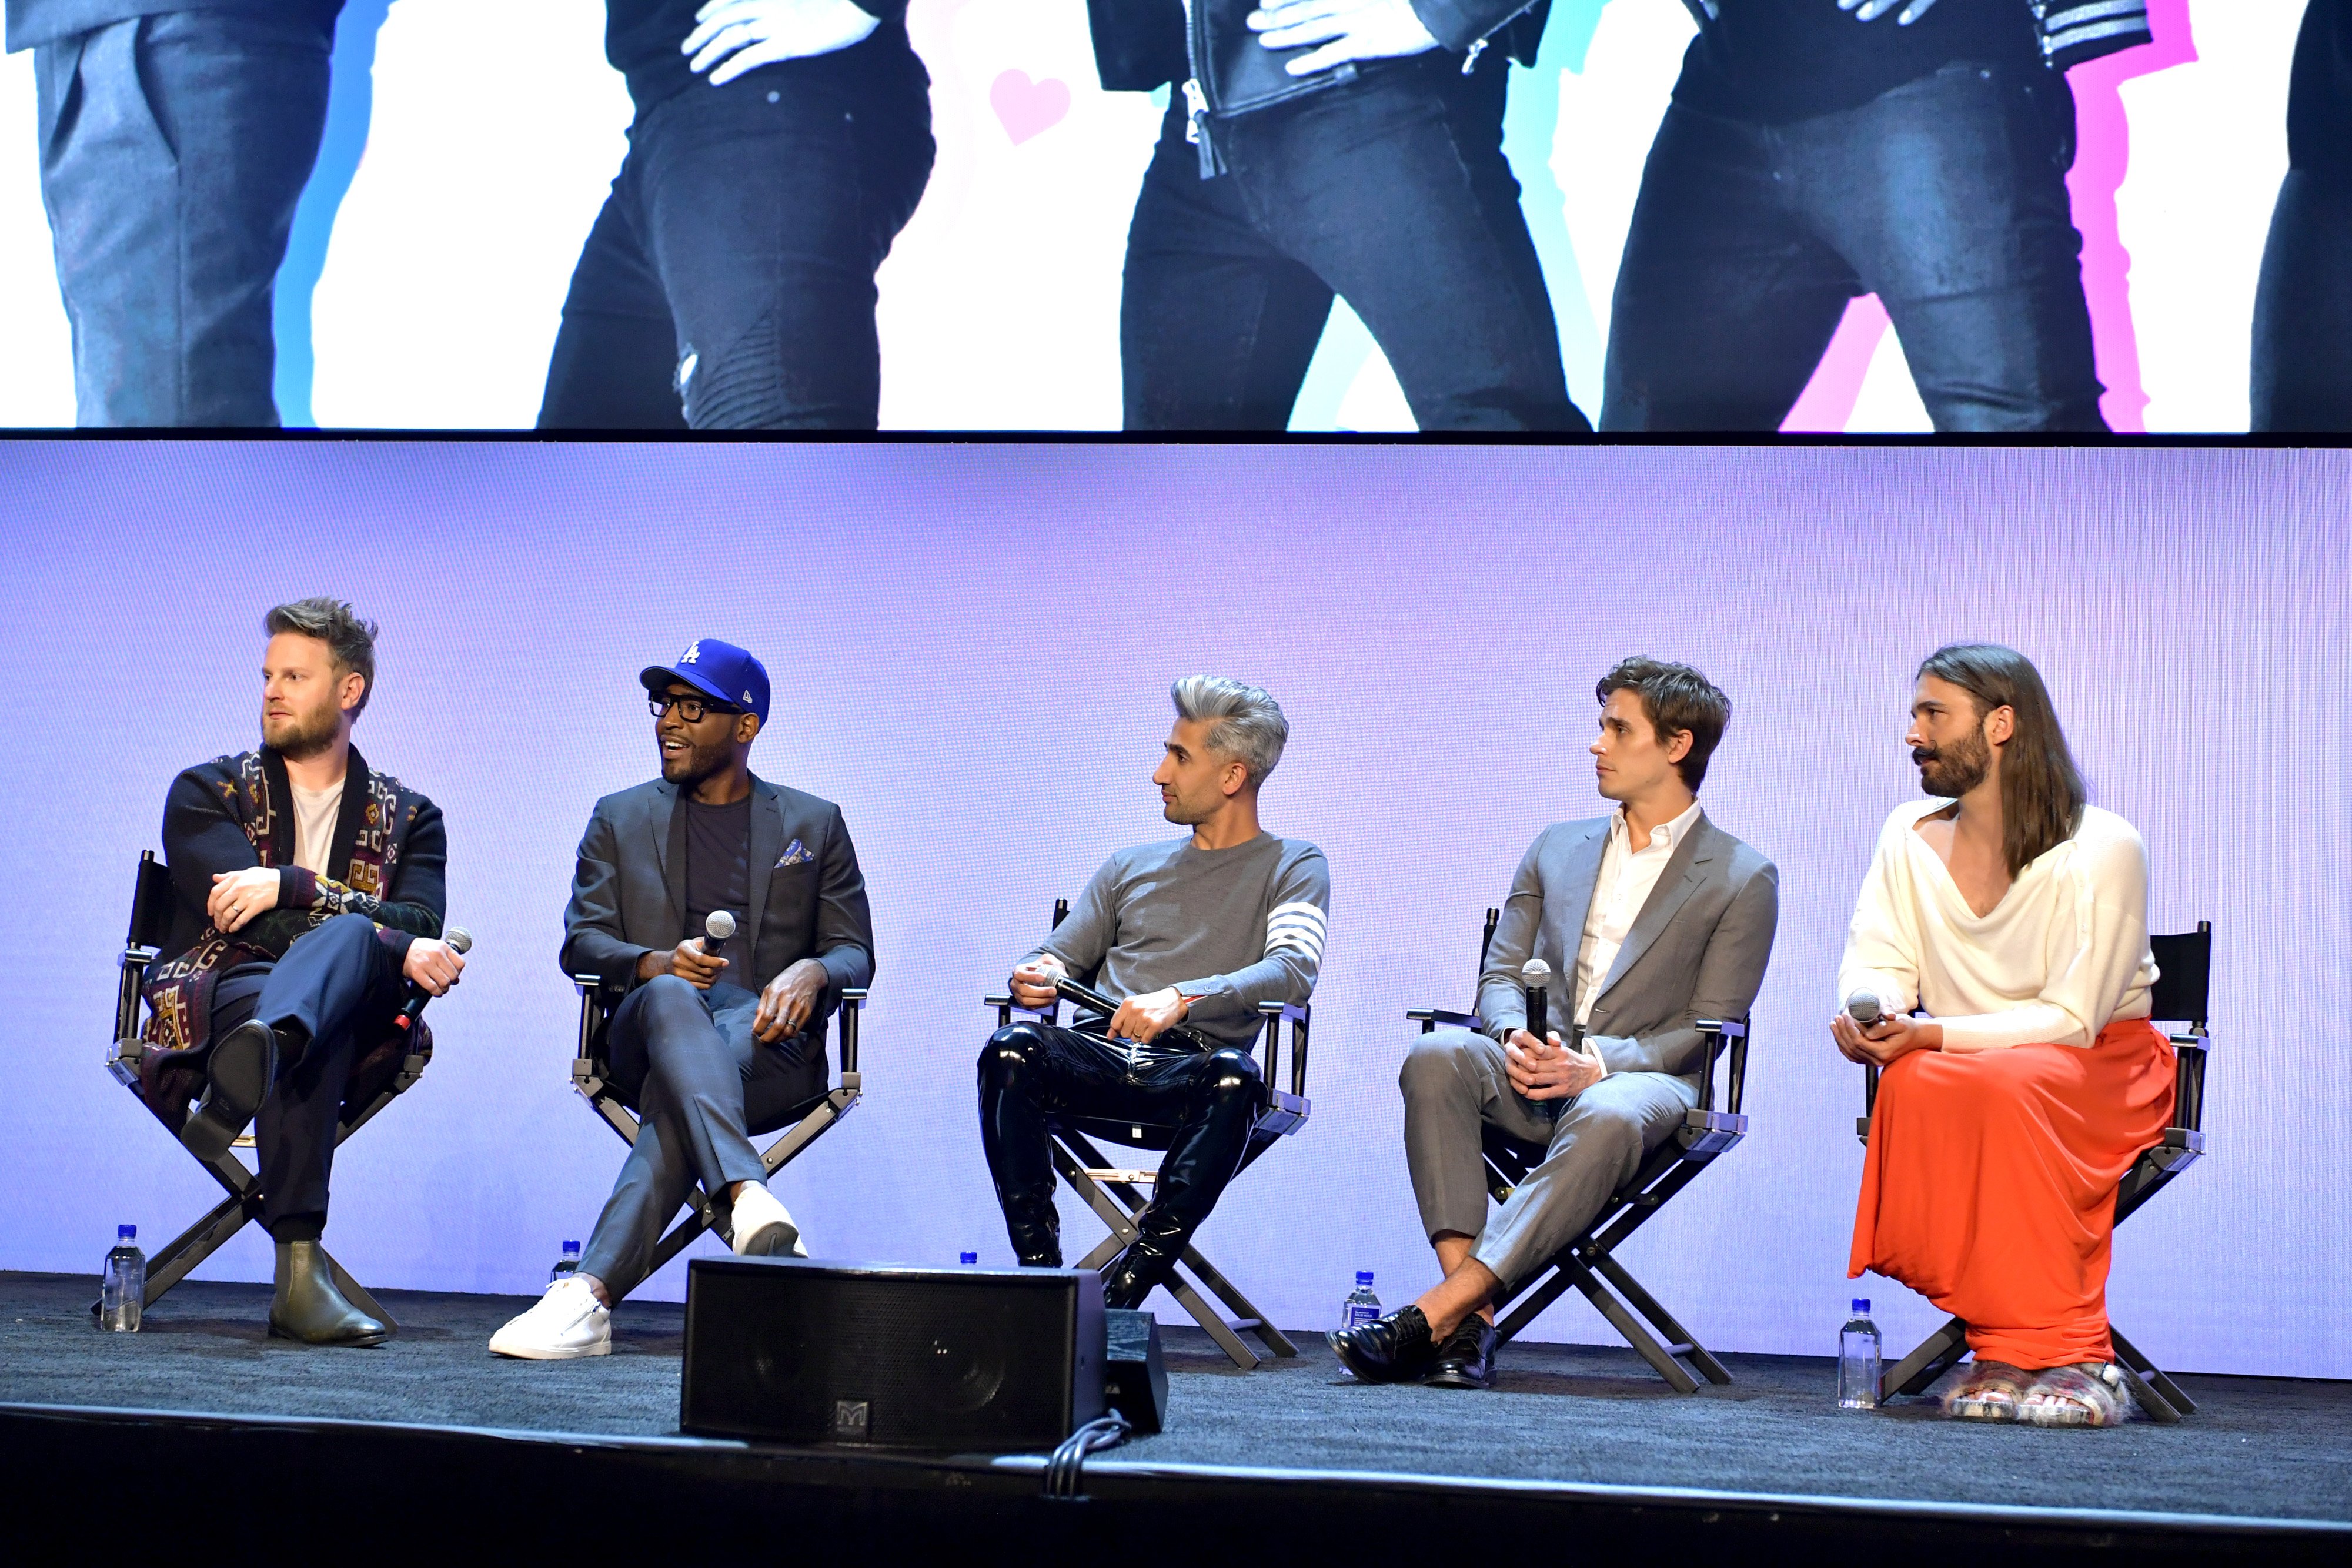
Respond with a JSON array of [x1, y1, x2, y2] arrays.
[[991, 69, 1071, 145]]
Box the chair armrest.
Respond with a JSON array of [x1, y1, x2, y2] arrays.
[[1255, 1000, 1309, 1024], [838, 988, 866, 1081], [1406, 1007, 1484, 1034]]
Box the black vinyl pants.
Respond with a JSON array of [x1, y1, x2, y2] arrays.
[[208, 913, 404, 1239], [977, 1022, 1262, 1271]]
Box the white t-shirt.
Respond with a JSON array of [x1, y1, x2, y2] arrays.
[[289, 778, 345, 877], [1838, 800, 2157, 1051]]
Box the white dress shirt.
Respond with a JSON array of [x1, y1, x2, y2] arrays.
[[1571, 799, 1702, 1072], [1838, 801, 2156, 1051]]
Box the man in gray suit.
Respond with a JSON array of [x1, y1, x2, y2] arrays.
[[1331, 657, 1777, 1388], [491, 637, 875, 1359]]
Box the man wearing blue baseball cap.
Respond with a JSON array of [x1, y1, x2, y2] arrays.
[[492, 638, 876, 1359]]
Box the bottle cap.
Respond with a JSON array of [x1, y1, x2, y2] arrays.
[[1355, 1271, 1374, 1286], [1852, 1298, 1869, 1313], [563, 1240, 581, 1253], [118, 1225, 136, 1241], [960, 1252, 978, 1266]]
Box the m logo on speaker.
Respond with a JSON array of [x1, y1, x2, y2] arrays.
[[833, 1399, 870, 1440]]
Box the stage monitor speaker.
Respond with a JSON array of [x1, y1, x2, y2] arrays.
[[1104, 1307, 1168, 1435], [680, 1257, 1106, 1450]]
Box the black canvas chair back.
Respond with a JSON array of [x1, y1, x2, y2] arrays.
[[567, 972, 866, 1281], [1865, 921, 2213, 1422], [104, 850, 425, 1323], [1405, 907, 1751, 1393], [984, 896, 1311, 1369]]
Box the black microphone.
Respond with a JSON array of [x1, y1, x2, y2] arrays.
[[702, 910, 736, 962], [1521, 958, 1551, 1044], [393, 925, 471, 1033], [1846, 989, 1883, 1027]]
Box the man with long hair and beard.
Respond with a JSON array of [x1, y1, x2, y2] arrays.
[[1835, 643, 2170, 1426], [139, 600, 462, 1344]]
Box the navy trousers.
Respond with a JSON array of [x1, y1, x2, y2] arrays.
[[209, 912, 406, 1238], [1603, 60, 2106, 432], [34, 7, 333, 426], [577, 975, 824, 1299]]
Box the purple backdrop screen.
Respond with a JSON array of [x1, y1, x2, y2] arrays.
[[2, 442, 2346, 1376]]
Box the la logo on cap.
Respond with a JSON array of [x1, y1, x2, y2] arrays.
[[680, 642, 701, 664]]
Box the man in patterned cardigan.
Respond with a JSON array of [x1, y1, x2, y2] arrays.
[[142, 598, 462, 1345]]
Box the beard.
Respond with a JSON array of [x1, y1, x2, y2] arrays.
[[263, 698, 343, 760], [1915, 727, 1992, 798]]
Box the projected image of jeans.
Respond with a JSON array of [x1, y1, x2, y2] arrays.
[[1601, 0, 2140, 433], [2253, 0, 2352, 433], [1100, 0, 1586, 432], [538, 0, 934, 430], [14, 1, 338, 427]]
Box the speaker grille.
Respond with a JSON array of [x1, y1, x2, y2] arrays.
[[681, 1259, 1104, 1449]]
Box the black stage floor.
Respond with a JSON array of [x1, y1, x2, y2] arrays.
[[3, 1271, 2346, 1559]]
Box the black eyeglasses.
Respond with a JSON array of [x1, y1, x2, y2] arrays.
[[649, 693, 741, 724]]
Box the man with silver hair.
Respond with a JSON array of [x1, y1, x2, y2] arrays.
[[977, 676, 1331, 1309]]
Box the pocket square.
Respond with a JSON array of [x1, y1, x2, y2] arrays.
[[776, 838, 815, 868]]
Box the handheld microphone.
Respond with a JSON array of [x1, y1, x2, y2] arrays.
[[394, 926, 472, 1032], [1051, 975, 1215, 1052], [703, 909, 737, 962], [1522, 958, 1552, 1044], [1846, 990, 1882, 1027]]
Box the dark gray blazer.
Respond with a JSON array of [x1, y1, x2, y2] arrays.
[[560, 774, 874, 1016], [1475, 811, 1778, 1084]]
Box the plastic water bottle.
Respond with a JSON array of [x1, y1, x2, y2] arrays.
[[100, 1225, 145, 1332], [1339, 1271, 1380, 1331], [959, 1252, 979, 1266], [1838, 1298, 1881, 1409], [551, 1240, 581, 1284]]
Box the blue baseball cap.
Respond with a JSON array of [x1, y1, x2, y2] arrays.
[[639, 638, 770, 724]]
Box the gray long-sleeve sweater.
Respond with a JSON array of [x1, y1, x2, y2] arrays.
[[1025, 831, 1330, 1052]]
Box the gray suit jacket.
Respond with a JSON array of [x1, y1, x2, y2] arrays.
[[1475, 811, 1778, 1083], [560, 774, 875, 1017]]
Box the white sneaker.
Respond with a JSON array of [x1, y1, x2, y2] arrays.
[[730, 1182, 808, 1258], [489, 1275, 611, 1360]]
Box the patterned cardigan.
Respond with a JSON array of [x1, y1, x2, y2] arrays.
[[141, 745, 446, 1059]]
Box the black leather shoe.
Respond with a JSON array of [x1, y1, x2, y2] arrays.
[[1101, 1215, 1185, 1310], [181, 1020, 280, 1159], [268, 1240, 391, 1346], [1328, 1305, 1436, 1383], [1424, 1316, 1498, 1390]]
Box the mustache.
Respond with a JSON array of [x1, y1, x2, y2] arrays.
[[1912, 748, 1942, 765]]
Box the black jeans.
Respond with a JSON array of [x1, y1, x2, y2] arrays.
[[2252, 171, 2352, 432], [1121, 52, 1585, 432], [209, 914, 404, 1238], [537, 32, 934, 430], [34, 8, 333, 426], [977, 1022, 1263, 1269], [1603, 61, 2104, 432], [580, 975, 824, 1299]]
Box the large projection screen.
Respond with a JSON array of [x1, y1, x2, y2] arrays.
[[0, 0, 2308, 431]]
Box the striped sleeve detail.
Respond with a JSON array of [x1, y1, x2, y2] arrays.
[[2033, 0, 2151, 69], [1265, 901, 1328, 960]]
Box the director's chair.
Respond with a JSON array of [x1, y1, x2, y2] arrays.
[[103, 850, 417, 1323], [985, 897, 1311, 1370], [569, 972, 866, 1272], [1407, 907, 1753, 1393], [1857, 921, 2214, 1422]]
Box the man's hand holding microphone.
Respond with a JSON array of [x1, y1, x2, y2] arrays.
[[1504, 958, 1606, 1101]]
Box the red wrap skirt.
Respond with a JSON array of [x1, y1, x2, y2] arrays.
[[1849, 1018, 2174, 1370]]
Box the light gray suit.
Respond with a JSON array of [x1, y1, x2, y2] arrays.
[[1402, 810, 1778, 1290]]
